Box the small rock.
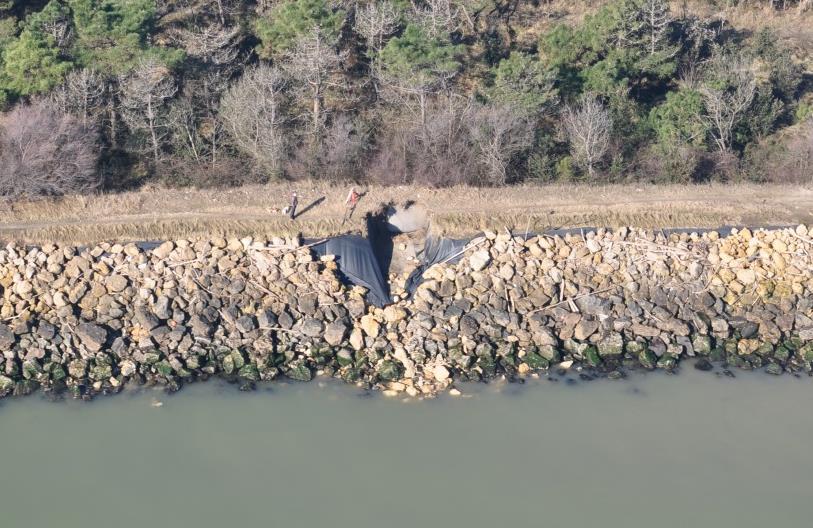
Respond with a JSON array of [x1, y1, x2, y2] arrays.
[[735, 268, 756, 285], [152, 241, 175, 259], [383, 305, 408, 323], [432, 364, 450, 382], [765, 363, 783, 375], [76, 323, 107, 352], [300, 318, 324, 338], [360, 315, 380, 337], [0, 324, 15, 348], [235, 315, 257, 334], [574, 319, 599, 340], [349, 328, 364, 351], [324, 320, 347, 346], [105, 275, 128, 293], [694, 358, 713, 371], [153, 296, 172, 320], [469, 250, 491, 272], [459, 315, 478, 336]]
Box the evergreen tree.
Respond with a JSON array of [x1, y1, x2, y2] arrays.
[[254, 0, 345, 59], [68, 0, 182, 73], [648, 88, 708, 146], [490, 52, 557, 115], [1, 0, 74, 99], [377, 23, 463, 125]]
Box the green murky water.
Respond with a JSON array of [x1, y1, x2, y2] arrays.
[[1, 368, 812, 528]]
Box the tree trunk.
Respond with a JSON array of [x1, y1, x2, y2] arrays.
[[419, 92, 427, 128], [108, 87, 117, 149], [147, 97, 160, 164], [313, 96, 321, 132], [216, 0, 226, 25], [212, 124, 217, 165]]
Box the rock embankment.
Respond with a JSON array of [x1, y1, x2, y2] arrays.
[[1, 226, 812, 399]]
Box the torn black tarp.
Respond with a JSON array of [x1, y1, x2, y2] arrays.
[[310, 235, 390, 307], [404, 235, 472, 297]]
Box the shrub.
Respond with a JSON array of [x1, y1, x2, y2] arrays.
[[154, 157, 262, 188], [0, 101, 100, 197], [743, 119, 813, 183], [635, 141, 700, 184]]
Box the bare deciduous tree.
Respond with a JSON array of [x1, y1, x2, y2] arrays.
[[209, 0, 241, 25], [171, 24, 241, 66], [413, 0, 460, 38], [51, 68, 106, 127], [641, 0, 671, 55], [40, 9, 73, 52], [289, 113, 370, 181], [700, 55, 756, 154], [170, 23, 244, 164], [468, 103, 533, 185], [219, 64, 289, 174], [285, 26, 348, 134], [0, 101, 100, 197], [355, 1, 400, 54], [563, 94, 612, 176], [168, 97, 203, 161], [119, 60, 178, 164]]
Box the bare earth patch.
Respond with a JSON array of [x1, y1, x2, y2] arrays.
[[0, 183, 810, 244]]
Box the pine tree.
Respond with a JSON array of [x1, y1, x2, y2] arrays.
[[491, 52, 557, 115], [254, 0, 345, 59], [1, 28, 71, 96], [377, 24, 463, 126], [68, 0, 182, 73]]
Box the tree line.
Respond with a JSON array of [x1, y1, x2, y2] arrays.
[[0, 0, 810, 197]]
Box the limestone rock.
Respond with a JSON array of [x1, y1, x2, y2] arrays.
[[300, 318, 324, 338], [360, 315, 380, 338], [152, 241, 175, 259], [574, 319, 598, 340], [384, 305, 407, 323], [736, 268, 756, 285], [469, 250, 491, 272], [76, 323, 107, 352], [105, 275, 128, 293], [324, 320, 347, 346], [432, 364, 450, 382], [349, 328, 364, 351]]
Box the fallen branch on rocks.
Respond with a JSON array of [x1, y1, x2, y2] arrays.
[[529, 286, 617, 314]]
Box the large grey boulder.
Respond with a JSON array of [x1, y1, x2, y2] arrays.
[[76, 323, 108, 352]]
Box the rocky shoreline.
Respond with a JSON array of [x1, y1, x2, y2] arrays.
[[1, 224, 812, 400]]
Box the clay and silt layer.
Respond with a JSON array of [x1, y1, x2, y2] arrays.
[[1, 224, 812, 399]]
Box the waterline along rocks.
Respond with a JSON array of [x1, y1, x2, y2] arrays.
[[1, 226, 812, 400]]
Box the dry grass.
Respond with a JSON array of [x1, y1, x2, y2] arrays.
[[0, 182, 810, 244]]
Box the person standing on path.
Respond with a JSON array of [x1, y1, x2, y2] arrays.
[[342, 187, 361, 225], [288, 191, 298, 220]]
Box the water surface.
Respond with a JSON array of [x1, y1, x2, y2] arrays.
[[2, 369, 811, 528]]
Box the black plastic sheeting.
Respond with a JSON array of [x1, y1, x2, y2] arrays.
[[310, 235, 391, 308], [404, 235, 471, 297]]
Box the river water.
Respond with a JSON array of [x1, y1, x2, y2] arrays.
[[1, 368, 811, 528]]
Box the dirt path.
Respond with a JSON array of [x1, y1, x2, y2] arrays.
[[0, 183, 810, 244]]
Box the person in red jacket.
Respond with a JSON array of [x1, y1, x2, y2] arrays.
[[342, 187, 360, 225]]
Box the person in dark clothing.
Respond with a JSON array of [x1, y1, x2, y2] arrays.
[[288, 191, 298, 220]]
